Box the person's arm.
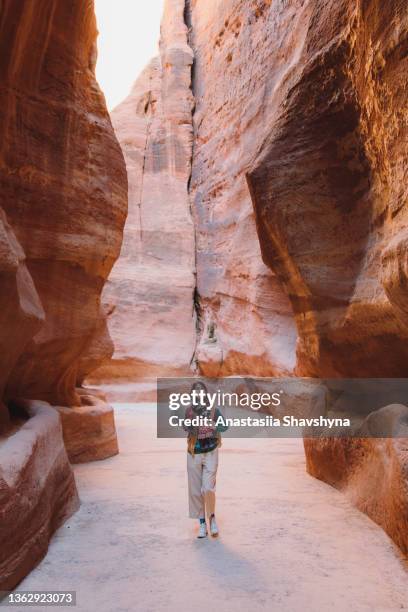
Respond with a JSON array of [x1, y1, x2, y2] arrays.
[[214, 408, 228, 432]]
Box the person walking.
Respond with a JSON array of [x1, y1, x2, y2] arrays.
[[184, 381, 228, 539]]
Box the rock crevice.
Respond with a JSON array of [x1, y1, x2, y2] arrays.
[[90, 0, 196, 385]]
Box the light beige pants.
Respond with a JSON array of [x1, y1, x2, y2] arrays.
[[187, 448, 218, 519]]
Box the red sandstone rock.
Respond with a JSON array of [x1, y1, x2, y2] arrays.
[[188, 0, 408, 378], [304, 404, 408, 554], [245, 0, 408, 377], [0, 209, 44, 429], [77, 307, 115, 386], [0, 401, 79, 590], [89, 0, 196, 383], [58, 393, 119, 463], [187, 0, 298, 377], [0, 0, 127, 407], [186, 0, 408, 555], [0, 0, 127, 588]]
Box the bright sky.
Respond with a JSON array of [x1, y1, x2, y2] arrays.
[[95, 0, 164, 110]]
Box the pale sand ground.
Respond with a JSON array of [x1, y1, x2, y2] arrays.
[[18, 404, 408, 612]]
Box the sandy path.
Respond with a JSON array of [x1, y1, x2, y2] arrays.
[[18, 404, 408, 612]]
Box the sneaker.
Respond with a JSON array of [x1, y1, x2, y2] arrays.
[[210, 516, 219, 537], [197, 521, 208, 539]]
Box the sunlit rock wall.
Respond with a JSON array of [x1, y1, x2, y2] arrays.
[[188, 0, 408, 553], [240, 0, 407, 551], [187, 0, 298, 377], [91, 0, 196, 382], [0, 0, 127, 588], [0, 0, 127, 408], [246, 0, 408, 378]]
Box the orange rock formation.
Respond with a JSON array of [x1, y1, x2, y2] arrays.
[[101, 0, 408, 553], [0, 0, 127, 588], [91, 0, 196, 384]]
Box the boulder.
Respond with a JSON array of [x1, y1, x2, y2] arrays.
[[0, 401, 79, 590]]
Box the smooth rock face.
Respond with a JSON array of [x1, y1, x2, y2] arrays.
[[245, 0, 408, 377], [188, 0, 298, 377], [0, 0, 126, 587], [0, 0, 127, 407], [189, 0, 408, 377], [0, 401, 79, 590], [235, 0, 407, 552], [304, 407, 408, 554], [58, 394, 119, 464], [0, 209, 44, 427], [89, 0, 196, 383], [186, 0, 408, 554]]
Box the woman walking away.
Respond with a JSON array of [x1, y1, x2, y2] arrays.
[[184, 381, 228, 539]]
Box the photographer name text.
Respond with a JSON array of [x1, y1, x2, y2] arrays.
[[170, 414, 351, 429]]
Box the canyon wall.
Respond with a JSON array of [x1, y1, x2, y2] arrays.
[[187, 0, 408, 552], [188, 0, 298, 376], [189, 0, 408, 377], [0, 0, 127, 588], [84, 0, 407, 552], [90, 0, 196, 384], [0, 0, 127, 407], [98, 0, 300, 383], [246, 0, 407, 551], [246, 0, 408, 378]]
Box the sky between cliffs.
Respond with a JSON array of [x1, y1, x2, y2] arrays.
[[95, 0, 164, 110]]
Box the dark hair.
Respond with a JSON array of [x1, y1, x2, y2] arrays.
[[191, 381, 208, 394]]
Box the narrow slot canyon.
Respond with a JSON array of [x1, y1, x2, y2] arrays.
[[0, 1, 408, 610]]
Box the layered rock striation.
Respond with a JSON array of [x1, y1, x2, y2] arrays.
[[0, 0, 127, 408], [0, 0, 127, 587], [0, 402, 79, 590], [188, 0, 298, 377], [90, 0, 196, 383], [246, 0, 408, 378]]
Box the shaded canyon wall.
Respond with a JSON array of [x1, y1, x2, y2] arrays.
[[241, 0, 408, 552], [0, 0, 127, 407], [188, 0, 408, 552], [0, 0, 127, 588]]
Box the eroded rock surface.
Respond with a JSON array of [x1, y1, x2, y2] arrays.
[[0, 0, 127, 408], [245, 0, 408, 377], [90, 0, 196, 383], [186, 0, 408, 553], [0, 0, 127, 587], [0, 401, 79, 590], [58, 394, 119, 464], [0, 210, 44, 427], [234, 0, 408, 551], [188, 0, 298, 377], [304, 424, 408, 554]]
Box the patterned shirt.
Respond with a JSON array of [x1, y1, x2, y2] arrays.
[[185, 407, 229, 454]]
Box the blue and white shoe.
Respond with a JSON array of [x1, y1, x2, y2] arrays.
[[210, 516, 219, 537], [197, 521, 208, 538]]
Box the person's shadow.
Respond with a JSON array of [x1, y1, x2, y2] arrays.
[[191, 535, 264, 592]]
